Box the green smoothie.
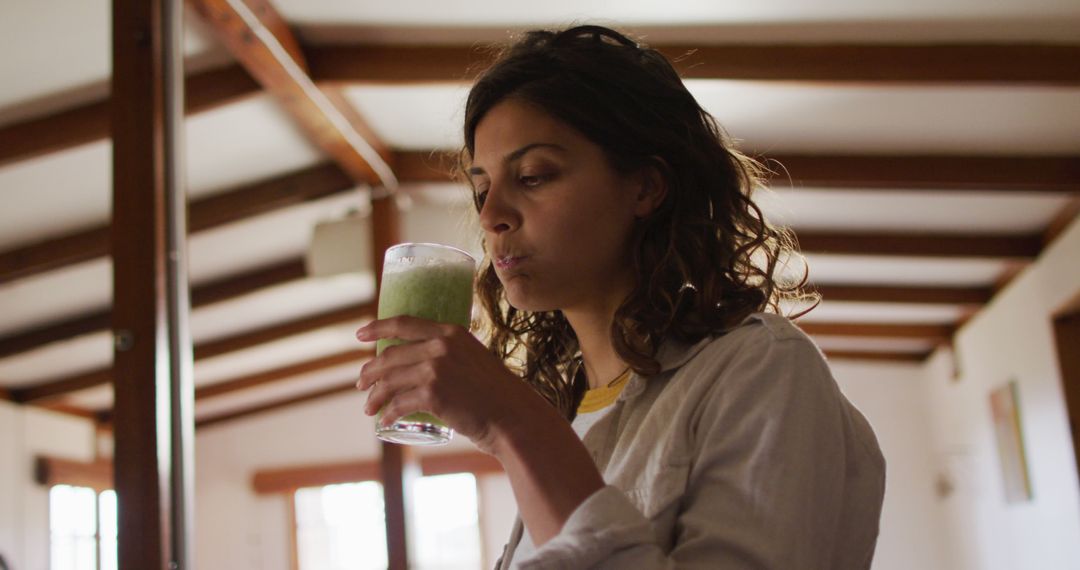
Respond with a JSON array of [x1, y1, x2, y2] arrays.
[[376, 260, 474, 428]]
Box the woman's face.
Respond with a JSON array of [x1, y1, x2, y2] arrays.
[[469, 98, 644, 314]]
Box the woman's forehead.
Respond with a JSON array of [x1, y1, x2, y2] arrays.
[[472, 101, 586, 163]]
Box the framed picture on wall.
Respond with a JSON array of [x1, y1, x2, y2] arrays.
[[989, 380, 1033, 503]]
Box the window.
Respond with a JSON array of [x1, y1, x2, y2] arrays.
[[295, 481, 388, 570], [48, 485, 117, 570], [294, 473, 483, 570], [411, 473, 483, 569]]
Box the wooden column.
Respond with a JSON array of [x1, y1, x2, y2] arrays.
[[371, 193, 411, 570], [111, 0, 194, 568]]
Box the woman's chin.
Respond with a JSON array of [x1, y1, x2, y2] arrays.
[[503, 285, 557, 314]]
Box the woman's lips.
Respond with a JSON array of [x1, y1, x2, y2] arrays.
[[495, 256, 527, 270]]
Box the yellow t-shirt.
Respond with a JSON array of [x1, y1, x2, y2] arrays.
[[576, 368, 632, 414]]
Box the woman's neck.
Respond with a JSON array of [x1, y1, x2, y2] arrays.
[[564, 306, 628, 391]]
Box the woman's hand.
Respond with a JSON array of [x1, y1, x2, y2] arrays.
[[359, 316, 606, 547], [356, 315, 537, 454]]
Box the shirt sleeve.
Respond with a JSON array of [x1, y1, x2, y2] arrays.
[[515, 336, 881, 570]]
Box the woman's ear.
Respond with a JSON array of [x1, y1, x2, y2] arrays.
[[633, 157, 670, 218]]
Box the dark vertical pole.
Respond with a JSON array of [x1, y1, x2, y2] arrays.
[[371, 192, 410, 570], [111, 0, 192, 568]]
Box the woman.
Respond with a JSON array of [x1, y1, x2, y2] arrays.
[[356, 25, 885, 569]]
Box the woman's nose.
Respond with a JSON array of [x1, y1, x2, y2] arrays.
[[478, 187, 518, 235]]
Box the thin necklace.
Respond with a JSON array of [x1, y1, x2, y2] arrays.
[[605, 366, 632, 388]]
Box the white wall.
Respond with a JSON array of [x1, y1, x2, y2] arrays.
[[195, 391, 381, 570], [194, 388, 513, 570], [920, 215, 1080, 570], [477, 474, 516, 567], [831, 360, 949, 570], [0, 401, 96, 570]]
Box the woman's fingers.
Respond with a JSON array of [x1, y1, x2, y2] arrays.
[[363, 359, 437, 415], [377, 389, 433, 429], [356, 315, 459, 343], [357, 338, 447, 390], [350, 315, 517, 445]]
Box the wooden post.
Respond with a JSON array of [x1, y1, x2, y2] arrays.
[[111, 0, 194, 568], [380, 442, 410, 570], [371, 192, 412, 569]]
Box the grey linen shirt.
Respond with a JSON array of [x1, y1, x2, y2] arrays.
[[497, 313, 886, 569]]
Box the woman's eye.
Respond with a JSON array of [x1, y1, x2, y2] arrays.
[[519, 174, 546, 187], [474, 189, 489, 206]]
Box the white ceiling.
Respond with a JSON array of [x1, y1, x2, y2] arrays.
[[0, 260, 113, 336], [1, 0, 1077, 420], [0, 2, 228, 124], [759, 188, 1070, 234], [342, 82, 1080, 155], [275, 0, 1080, 33], [802, 255, 1007, 286]]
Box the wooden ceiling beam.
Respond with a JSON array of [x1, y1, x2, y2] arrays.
[[94, 346, 933, 432], [801, 322, 954, 342], [185, 0, 395, 186], [0, 162, 351, 284], [0, 227, 110, 284], [393, 150, 1080, 194], [9, 300, 375, 405], [0, 277, 989, 362], [190, 257, 307, 307], [797, 231, 1043, 259], [5, 315, 952, 405], [0, 257, 308, 359], [86, 350, 374, 426], [0, 64, 259, 168], [822, 350, 933, 363], [195, 380, 357, 429], [195, 348, 371, 400], [77, 381, 358, 430], [39, 401, 103, 421], [194, 301, 374, 360], [814, 284, 994, 305], [307, 42, 1080, 86], [9, 368, 115, 407], [764, 154, 1080, 194], [659, 44, 1080, 85], [308, 44, 489, 84], [0, 310, 110, 361]]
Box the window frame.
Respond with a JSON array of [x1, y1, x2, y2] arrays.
[[37, 455, 117, 570], [251, 451, 503, 570]]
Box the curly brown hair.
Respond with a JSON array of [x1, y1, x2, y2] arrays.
[[459, 25, 815, 418]]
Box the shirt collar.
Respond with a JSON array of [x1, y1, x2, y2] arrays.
[[618, 313, 763, 401], [618, 334, 714, 401]]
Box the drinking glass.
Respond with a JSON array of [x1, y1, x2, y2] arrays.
[[374, 243, 475, 445]]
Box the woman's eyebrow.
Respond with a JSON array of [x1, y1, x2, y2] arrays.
[[469, 142, 567, 177], [506, 142, 565, 162]]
